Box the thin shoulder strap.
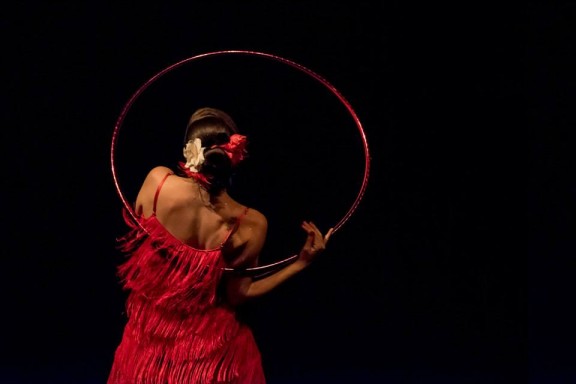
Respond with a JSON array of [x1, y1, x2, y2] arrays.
[[153, 172, 173, 214], [220, 206, 250, 247]]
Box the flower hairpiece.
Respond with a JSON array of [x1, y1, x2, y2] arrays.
[[181, 134, 248, 184], [217, 134, 247, 167], [183, 138, 205, 172]]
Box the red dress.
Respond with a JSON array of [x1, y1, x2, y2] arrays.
[[108, 174, 265, 384]]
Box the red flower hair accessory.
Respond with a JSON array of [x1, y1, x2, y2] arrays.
[[178, 134, 247, 187], [213, 134, 247, 167]]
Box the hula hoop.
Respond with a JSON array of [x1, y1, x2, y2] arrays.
[[111, 50, 370, 278]]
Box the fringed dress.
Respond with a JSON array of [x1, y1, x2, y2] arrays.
[[108, 173, 265, 384]]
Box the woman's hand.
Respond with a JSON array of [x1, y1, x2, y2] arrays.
[[298, 221, 334, 264], [240, 221, 334, 299]]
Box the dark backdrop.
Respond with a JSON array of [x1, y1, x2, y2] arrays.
[[2, 2, 570, 383]]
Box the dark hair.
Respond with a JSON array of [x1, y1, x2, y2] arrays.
[[184, 107, 238, 144], [183, 108, 240, 193]]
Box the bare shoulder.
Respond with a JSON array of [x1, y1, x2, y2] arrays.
[[226, 207, 268, 268], [244, 207, 268, 230], [146, 166, 175, 182], [140, 166, 175, 191], [232, 206, 268, 246], [135, 166, 175, 216]]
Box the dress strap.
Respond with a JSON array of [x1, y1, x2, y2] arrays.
[[153, 172, 174, 214], [220, 206, 250, 247]]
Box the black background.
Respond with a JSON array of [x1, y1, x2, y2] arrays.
[[2, 2, 573, 383]]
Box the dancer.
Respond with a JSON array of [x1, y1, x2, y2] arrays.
[[108, 107, 332, 383]]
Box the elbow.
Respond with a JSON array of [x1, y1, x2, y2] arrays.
[[225, 282, 254, 307], [226, 294, 249, 307]]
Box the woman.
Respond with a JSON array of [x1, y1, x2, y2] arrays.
[[108, 107, 332, 383]]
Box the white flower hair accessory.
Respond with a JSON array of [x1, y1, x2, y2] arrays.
[[183, 138, 205, 172]]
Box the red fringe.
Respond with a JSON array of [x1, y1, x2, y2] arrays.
[[108, 210, 265, 384]]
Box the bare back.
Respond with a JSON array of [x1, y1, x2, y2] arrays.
[[135, 166, 267, 268]]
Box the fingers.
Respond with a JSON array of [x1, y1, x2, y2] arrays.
[[302, 222, 316, 245], [299, 221, 333, 262], [301, 221, 333, 244], [324, 227, 334, 242], [301, 221, 320, 237]]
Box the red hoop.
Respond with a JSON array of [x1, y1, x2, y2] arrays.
[[111, 50, 370, 277]]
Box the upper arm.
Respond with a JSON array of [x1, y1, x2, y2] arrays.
[[223, 211, 268, 306], [230, 211, 268, 269]]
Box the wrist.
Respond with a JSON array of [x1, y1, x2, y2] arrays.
[[293, 257, 312, 270]]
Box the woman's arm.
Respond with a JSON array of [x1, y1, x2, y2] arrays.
[[224, 221, 333, 306], [247, 221, 333, 297]]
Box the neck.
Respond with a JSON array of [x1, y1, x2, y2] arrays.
[[209, 190, 231, 208], [196, 185, 231, 212]]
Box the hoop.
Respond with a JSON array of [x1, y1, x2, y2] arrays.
[[111, 50, 370, 278]]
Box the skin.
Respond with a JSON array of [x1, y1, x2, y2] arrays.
[[135, 165, 333, 307]]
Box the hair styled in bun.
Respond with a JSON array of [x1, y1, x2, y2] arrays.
[[181, 108, 245, 193]]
